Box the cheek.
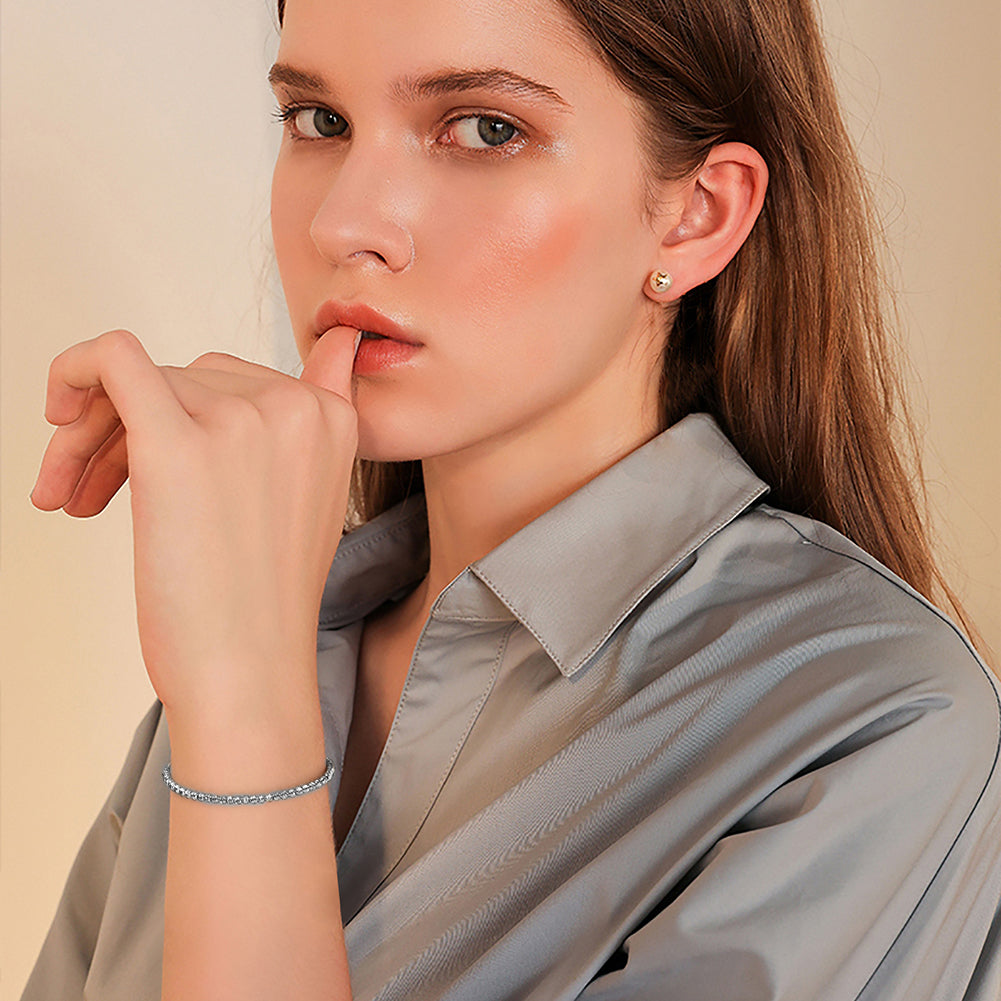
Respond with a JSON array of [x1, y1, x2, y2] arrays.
[[443, 186, 594, 338], [490, 190, 588, 292], [438, 174, 643, 374]]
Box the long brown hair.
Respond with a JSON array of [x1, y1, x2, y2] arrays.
[[276, 0, 978, 644]]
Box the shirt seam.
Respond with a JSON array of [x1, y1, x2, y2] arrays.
[[336, 507, 424, 559], [319, 515, 428, 627], [431, 613, 514, 624]]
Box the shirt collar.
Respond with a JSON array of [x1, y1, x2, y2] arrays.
[[318, 413, 768, 677]]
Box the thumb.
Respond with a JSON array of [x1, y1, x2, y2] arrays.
[[300, 327, 361, 400]]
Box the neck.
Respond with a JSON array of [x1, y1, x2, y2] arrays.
[[400, 382, 663, 629]]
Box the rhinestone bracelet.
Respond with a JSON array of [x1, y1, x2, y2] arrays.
[[162, 758, 336, 806]]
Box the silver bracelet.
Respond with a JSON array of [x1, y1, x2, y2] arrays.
[[161, 758, 336, 806]]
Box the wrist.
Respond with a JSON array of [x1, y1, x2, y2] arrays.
[[163, 689, 327, 797], [163, 757, 336, 805]]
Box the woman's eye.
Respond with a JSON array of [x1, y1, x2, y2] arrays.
[[446, 115, 520, 150], [287, 107, 348, 139]]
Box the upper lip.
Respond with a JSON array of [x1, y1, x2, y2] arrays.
[[313, 300, 422, 345]]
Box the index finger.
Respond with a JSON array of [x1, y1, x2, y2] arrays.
[[300, 328, 362, 401], [45, 329, 187, 435]]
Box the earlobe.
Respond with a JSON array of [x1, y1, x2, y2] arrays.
[[643, 142, 768, 302]]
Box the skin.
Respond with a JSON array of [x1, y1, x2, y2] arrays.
[[30, 0, 767, 994], [271, 0, 768, 631]]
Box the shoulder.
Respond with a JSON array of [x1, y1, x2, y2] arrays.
[[711, 501, 999, 775], [586, 504, 1001, 999], [698, 498, 992, 673], [747, 502, 992, 682], [631, 497, 1001, 798]]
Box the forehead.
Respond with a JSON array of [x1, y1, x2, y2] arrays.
[[276, 0, 620, 107]]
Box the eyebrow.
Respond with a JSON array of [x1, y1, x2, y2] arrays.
[[268, 63, 571, 112]]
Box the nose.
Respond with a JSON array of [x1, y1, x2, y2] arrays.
[[309, 146, 415, 274]]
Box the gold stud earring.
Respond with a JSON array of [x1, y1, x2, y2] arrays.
[[649, 270, 673, 294]]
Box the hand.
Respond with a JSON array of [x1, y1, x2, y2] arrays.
[[30, 329, 360, 724]]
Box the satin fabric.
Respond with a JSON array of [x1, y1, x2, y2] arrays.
[[22, 414, 1001, 1000]]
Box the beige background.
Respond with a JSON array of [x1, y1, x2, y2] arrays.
[[2, 0, 998, 997]]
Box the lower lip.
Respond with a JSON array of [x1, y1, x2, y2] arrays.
[[352, 334, 421, 375]]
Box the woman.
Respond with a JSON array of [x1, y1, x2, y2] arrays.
[[21, 0, 1001, 998]]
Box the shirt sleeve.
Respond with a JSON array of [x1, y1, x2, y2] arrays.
[[20, 699, 167, 1001], [577, 671, 1001, 1001]]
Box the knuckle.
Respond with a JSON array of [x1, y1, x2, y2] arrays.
[[45, 353, 64, 387], [98, 328, 141, 356], [92, 329, 146, 373]]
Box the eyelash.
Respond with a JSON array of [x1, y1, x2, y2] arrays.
[[272, 101, 526, 155]]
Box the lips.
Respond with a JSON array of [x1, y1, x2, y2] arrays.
[[313, 300, 421, 345]]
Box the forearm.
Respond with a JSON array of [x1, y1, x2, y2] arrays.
[[161, 694, 351, 1001]]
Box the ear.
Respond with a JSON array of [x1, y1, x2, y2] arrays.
[[644, 142, 768, 303]]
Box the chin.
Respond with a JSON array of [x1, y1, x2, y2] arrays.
[[355, 419, 430, 465]]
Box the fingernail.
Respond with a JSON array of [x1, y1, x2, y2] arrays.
[[353, 332, 362, 358]]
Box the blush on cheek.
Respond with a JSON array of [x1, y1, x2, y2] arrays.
[[461, 190, 592, 315], [515, 195, 590, 285]]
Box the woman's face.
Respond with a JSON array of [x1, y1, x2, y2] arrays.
[[271, 0, 676, 463]]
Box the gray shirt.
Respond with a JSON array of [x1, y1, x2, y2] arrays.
[[22, 413, 1001, 1001]]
